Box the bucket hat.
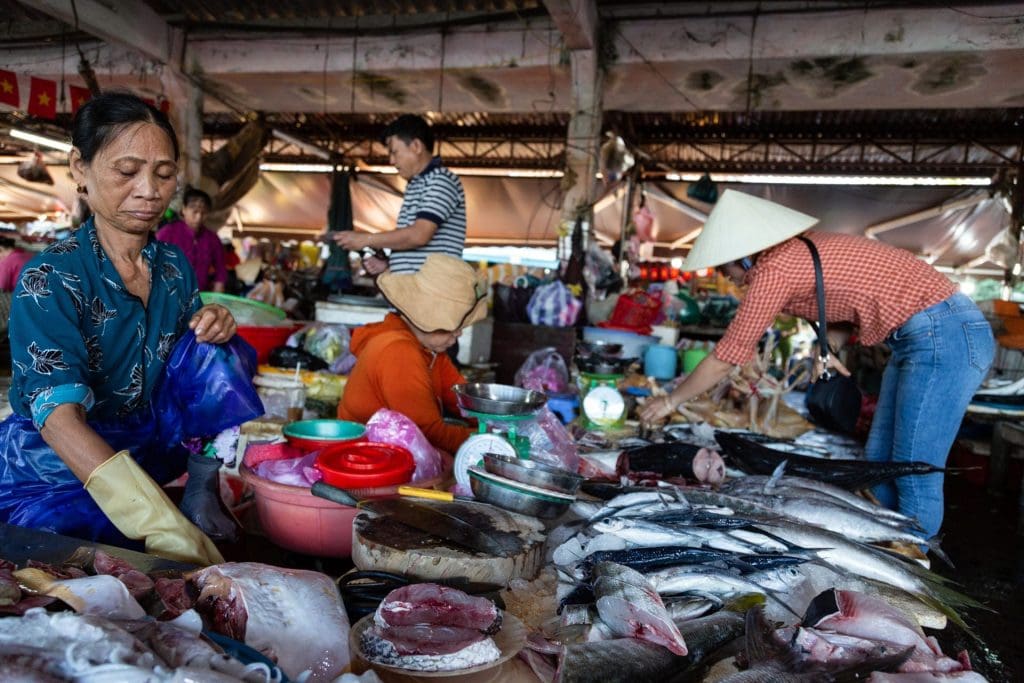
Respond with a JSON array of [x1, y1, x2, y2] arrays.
[[682, 189, 819, 271], [377, 254, 488, 332]]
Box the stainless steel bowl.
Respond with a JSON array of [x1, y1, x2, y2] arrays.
[[483, 454, 584, 495], [453, 383, 547, 416], [469, 469, 573, 519], [577, 340, 623, 357]]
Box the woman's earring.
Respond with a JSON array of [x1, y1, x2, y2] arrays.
[[76, 184, 87, 194]]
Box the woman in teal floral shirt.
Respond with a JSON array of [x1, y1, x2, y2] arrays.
[[0, 93, 236, 564]]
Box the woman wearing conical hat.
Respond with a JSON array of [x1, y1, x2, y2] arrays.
[[639, 189, 994, 543]]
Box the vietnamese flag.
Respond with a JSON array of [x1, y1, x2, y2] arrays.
[[0, 70, 18, 108], [27, 77, 57, 119], [69, 84, 92, 115]]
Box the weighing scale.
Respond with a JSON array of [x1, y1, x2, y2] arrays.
[[454, 410, 535, 488], [575, 353, 634, 430], [579, 371, 627, 429]]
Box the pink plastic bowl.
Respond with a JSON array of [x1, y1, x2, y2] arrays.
[[240, 450, 357, 558], [239, 447, 454, 558]]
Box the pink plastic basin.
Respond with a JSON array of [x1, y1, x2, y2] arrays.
[[240, 449, 357, 558], [239, 446, 454, 558]]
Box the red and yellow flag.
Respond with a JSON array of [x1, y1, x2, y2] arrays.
[[27, 77, 57, 119], [69, 85, 92, 115], [0, 70, 19, 108]]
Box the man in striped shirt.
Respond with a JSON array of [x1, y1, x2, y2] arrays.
[[328, 115, 466, 275]]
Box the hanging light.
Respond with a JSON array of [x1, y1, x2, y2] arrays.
[[10, 129, 72, 153]]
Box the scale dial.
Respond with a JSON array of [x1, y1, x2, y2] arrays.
[[582, 385, 626, 426], [454, 433, 516, 487]]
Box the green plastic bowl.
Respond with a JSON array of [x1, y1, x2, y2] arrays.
[[283, 419, 366, 451], [200, 292, 286, 322]]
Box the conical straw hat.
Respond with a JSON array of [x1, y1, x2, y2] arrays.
[[681, 189, 819, 271]]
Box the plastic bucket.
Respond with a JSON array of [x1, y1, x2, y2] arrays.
[[682, 348, 710, 374], [236, 324, 301, 364], [644, 344, 678, 380]]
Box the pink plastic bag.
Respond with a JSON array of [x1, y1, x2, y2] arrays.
[[489, 406, 579, 473], [254, 450, 323, 487], [365, 409, 443, 482], [514, 347, 570, 394]]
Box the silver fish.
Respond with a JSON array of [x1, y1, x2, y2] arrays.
[[644, 565, 799, 618], [751, 521, 982, 635], [722, 474, 922, 529], [737, 495, 927, 546], [556, 611, 744, 683], [593, 562, 688, 655]]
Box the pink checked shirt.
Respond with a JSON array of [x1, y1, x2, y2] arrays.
[[714, 231, 957, 365]]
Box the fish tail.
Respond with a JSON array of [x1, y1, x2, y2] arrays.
[[924, 580, 991, 614], [926, 537, 955, 570], [917, 590, 985, 644]]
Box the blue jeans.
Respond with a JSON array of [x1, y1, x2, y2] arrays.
[[866, 293, 994, 540]]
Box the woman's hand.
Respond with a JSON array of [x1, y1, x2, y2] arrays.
[[638, 394, 677, 424], [190, 304, 236, 344], [812, 353, 851, 381]]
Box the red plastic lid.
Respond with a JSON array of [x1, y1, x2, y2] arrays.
[[314, 442, 415, 488]]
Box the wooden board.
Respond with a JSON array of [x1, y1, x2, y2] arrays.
[[351, 501, 545, 586]]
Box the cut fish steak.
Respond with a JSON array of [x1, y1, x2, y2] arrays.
[[374, 583, 502, 635], [364, 583, 504, 672]]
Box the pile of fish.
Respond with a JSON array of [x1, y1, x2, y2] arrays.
[[360, 583, 504, 672], [540, 471, 987, 681], [0, 607, 278, 682], [0, 551, 354, 682]]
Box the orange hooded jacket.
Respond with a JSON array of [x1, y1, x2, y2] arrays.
[[337, 313, 471, 454]]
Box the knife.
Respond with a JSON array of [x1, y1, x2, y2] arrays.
[[360, 498, 509, 556]]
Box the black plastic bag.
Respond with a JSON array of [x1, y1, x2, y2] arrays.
[[269, 345, 328, 371], [493, 283, 536, 324]]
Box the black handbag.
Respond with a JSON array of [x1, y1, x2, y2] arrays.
[[798, 236, 862, 434]]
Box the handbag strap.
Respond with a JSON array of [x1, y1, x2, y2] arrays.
[[795, 235, 833, 378]]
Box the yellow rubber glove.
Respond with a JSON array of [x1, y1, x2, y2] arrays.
[[85, 450, 224, 565]]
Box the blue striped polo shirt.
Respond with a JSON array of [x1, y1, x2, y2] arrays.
[[389, 156, 466, 274]]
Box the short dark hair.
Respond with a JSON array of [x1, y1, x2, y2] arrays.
[[183, 187, 213, 209], [381, 114, 434, 153], [0, 236, 15, 250], [72, 91, 178, 163]]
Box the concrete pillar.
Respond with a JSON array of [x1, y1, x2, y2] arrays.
[[1010, 168, 1024, 287], [160, 68, 203, 188], [558, 48, 603, 268]]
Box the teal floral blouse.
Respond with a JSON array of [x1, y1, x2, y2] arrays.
[[9, 218, 200, 429]]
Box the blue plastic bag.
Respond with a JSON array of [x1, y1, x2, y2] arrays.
[[0, 332, 264, 543], [155, 331, 264, 446]]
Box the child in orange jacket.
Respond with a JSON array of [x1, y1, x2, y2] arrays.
[[337, 255, 487, 454]]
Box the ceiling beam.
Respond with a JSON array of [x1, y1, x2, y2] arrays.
[[542, 0, 598, 50], [24, 0, 178, 66]]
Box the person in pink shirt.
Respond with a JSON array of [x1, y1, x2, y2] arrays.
[[155, 188, 227, 292], [0, 235, 33, 292]]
